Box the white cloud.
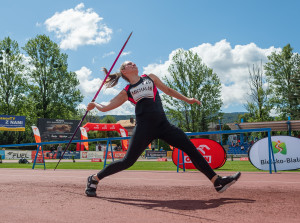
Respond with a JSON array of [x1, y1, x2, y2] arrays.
[[101, 101, 135, 115], [121, 51, 132, 57], [44, 3, 112, 50], [143, 49, 178, 79], [143, 40, 281, 110], [75, 66, 119, 97], [80, 100, 134, 116], [102, 51, 115, 58]]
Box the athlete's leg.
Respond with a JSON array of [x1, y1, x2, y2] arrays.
[[159, 122, 241, 193], [159, 123, 217, 180], [96, 125, 154, 180]]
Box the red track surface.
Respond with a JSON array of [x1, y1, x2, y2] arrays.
[[0, 168, 299, 223]]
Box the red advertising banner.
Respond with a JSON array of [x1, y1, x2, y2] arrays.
[[104, 151, 127, 159], [32, 151, 56, 160], [91, 158, 102, 162], [172, 138, 226, 169], [82, 123, 129, 151]]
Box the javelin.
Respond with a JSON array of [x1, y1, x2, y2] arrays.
[[54, 32, 133, 170]]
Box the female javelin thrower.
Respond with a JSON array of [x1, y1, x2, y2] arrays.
[[85, 61, 241, 197]]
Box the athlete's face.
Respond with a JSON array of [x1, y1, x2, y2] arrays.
[[121, 61, 138, 76]]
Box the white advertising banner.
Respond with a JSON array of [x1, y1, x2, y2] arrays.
[[249, 136, 300, 170], [5, 150, 32, 160], [80, 151, 104, 159]]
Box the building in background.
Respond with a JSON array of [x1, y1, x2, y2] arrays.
[[117, 117, 136, 136]]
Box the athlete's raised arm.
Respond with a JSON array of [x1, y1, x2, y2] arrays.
[[87, 90, 128, 112], [148, 73, 201, 105]]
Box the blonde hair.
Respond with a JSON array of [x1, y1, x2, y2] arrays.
[[103, 61, 130, 88]]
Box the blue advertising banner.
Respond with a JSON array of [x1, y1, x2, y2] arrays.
[[0, 150, 5, 159], [62, 151, 81, 159], [145, 150, 167, 159], [0, 115, 26, 131]]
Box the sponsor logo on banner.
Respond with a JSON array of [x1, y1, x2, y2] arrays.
[[249, 136, 300, 170], [5, 150, 32, 159], [272, 140, 287, 155], [172, 138, 226, 169], [145, 150, 167, 159], [0, 115, 26, 131], [183, 144, 212, 163], [80, 151, 103, 159], [104, 151, 127, 159]]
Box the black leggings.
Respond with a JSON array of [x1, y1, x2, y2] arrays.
[[96, 113, 217, 180]]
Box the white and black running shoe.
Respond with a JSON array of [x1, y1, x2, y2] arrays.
[[85, 175, 98, 197], [214, 172, 241, 193]]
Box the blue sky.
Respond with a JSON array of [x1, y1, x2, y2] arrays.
[[1, 0, 300, 115]]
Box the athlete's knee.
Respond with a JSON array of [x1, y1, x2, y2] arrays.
[[120, 157, 136, 169]]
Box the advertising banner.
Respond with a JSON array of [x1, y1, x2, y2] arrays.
[[5, 150, 32, 160], [104, 151, 127, 159], [83, 123, 129, 151], [59, 151, 81, 159], [172, 138, 226, 169], [249, 136, 300, 170], [81, 151, 103, 159], [31, 151, 56, 159], [37, 118, 80, 141], [0, 115, 25, 131], [80, 127, 89, 150], [145, 150, 167, 159], [0, 150, 5, 159], [32, 126, 41, 143]]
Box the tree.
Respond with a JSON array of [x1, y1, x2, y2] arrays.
[[264, 44, 300, 119], [162, 49, 222, 132], [244, 62, 273, 122], [101, 115, 117, 124], [0, 37, 27, 115], [23, 34, 83, 119], [0, 37, 34, 145]]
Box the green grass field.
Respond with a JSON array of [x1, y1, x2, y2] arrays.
[[1, 160, 299, 172]]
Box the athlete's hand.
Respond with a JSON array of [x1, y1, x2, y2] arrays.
[[87, 102, 96, 111], [187, 98, 201, 105]]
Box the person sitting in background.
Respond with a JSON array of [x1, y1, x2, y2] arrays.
[[50, 146, 55, 159]]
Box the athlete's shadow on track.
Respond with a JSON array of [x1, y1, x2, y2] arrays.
[[98, 196, 255, 211]]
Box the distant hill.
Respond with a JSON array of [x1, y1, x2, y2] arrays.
[[98, 115, 134, 122], [222, 112, 247, 124]]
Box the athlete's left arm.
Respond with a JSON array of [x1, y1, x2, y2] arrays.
[[148, 74, 201, 105]]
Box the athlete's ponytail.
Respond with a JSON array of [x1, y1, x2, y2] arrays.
[[103, 62, 130, 88]]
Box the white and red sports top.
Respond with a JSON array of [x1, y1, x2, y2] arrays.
[[124, 75, 164, 115]]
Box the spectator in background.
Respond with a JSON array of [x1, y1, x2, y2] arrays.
[[117, 145, 122, 151], [57, 144, 62, 159], [50, 146, 55, 159]]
